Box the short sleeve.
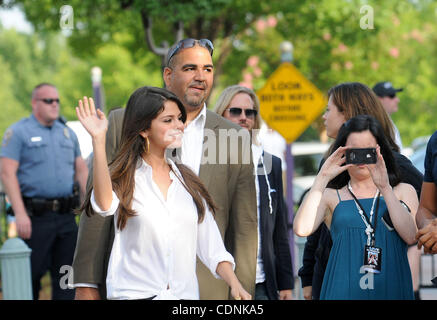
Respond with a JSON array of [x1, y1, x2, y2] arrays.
[[69, 129, 82, 158], [1, 125, 23, 162]]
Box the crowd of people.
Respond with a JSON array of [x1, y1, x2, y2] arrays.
[[1, 38, 436, 300]]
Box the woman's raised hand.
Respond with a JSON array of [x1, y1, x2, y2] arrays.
[[319, 146, 352, 182], [366, 145, 390, 191], [76, 96, 108, 139]]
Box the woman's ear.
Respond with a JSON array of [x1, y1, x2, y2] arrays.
[[139, 131, 148, 139]]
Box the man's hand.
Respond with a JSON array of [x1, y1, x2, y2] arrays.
[[302, 286, 313, 300], [0, 157, 32, 239], [75, 287, 101, 300], [16, 213, 32, 239], [416, 219, 437, 254], [279, 289, 293, 300]]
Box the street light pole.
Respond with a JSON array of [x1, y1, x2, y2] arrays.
[[280, 41, 293, 63], [91, 66, 105, 112], [280, 41, 300, 298]]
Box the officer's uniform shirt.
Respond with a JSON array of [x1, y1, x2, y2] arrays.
[[424, 130, 437, 185], [1, 114, 81, 199]]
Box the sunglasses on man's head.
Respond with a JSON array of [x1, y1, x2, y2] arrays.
[[228, 107, 258, 118], [166, 38, 214, 66], [38, 98, 60, 104]]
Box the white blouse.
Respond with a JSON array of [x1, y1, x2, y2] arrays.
[[180, 104, 206, 175], [90, 159, 235, 300]]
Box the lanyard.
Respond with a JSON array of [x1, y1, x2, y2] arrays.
[[259, 151, 273, 214], [256, 150, 273, 215], [347, 182, 380, 246]]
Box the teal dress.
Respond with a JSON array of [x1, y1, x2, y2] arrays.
[[320, 192, 414, 300]]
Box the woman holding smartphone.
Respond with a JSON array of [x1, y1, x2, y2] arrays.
[[294, 115, 418, 299], [298, 82, 423, 300]]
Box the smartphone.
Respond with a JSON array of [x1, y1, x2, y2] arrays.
[[345, 148, 377, 164]]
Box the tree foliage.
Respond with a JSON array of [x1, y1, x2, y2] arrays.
[[3, 0, 437, 145], [216, 0, 437, 144], [0, 25, 162, 140]]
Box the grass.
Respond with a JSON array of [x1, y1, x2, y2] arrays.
[[38, 272, 52, 300], [0, 213, 7, 245]]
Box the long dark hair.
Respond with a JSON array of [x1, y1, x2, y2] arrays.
[[327, 115, 401, 189], [327, 82, 399, 153], [81, 86, 217, 230]]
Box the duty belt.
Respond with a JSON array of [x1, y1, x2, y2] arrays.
[[23, 196, 76, 215]]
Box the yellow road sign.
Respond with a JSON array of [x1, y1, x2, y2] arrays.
[[256, 62, 327, 143]]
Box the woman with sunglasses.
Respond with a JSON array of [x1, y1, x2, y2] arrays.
[[75, 86, 251, 300], [294, 115, 417, 299], [298, 82, 423, 300], [214, 85, 294, 300]]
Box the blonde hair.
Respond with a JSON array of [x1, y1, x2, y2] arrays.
[[214, 85, 261, 144]]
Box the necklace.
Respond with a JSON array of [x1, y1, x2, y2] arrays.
[[347, 181, 380, 246]]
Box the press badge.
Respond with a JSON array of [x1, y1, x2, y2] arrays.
[[363, 245, 382, 273]]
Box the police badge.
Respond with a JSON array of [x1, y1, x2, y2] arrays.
[[2, 128, 13, 147], [64, 127, 70, 139]]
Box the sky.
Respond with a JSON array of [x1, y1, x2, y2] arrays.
[[0, 5, 33, 33]]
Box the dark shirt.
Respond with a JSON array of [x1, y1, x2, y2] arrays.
[[257, 152, 294, 299], [297, 150, 423, 300], [424, 130, 437, 185]]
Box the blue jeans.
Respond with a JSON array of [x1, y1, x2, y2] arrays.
[[255, 282, 270, 300]]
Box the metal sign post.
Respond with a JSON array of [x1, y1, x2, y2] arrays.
[[256, 41, 326, 298], [91, 66, 105, 112]]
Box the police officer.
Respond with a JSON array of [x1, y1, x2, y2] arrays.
[[372, 81, 404, 150], [0, 83, 88, 300]]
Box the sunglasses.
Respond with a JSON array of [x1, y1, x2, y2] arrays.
[[38, 98, 60, 104], [228, 107, 258, 118], [166, 38, 214, 66], [387, 94, 396, 99]]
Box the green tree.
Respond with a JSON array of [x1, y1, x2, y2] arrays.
[[0, 55, 27, 138], [6, 0, 437, 145], [0, 26, 164, 138], [8, 0, 297, 96], [217, 0, 437, 144]]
